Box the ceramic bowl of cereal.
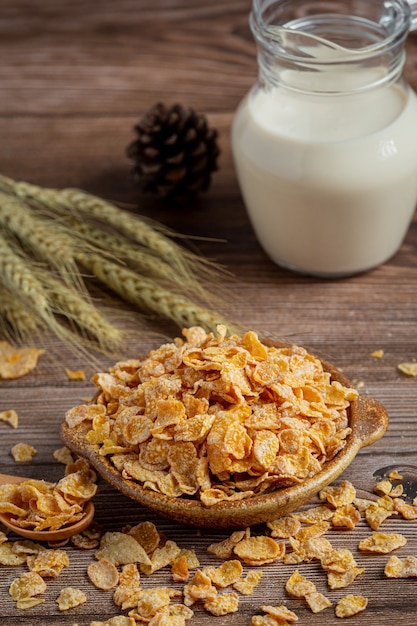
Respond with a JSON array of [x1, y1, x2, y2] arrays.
[[60, 326, 388, 528]]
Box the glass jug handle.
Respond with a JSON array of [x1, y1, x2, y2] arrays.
[[408, 0, 417, 30]]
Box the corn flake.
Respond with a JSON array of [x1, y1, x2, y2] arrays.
[[95, 532, 152, 567], [384, 555, 417, 578], [207, 530, 248, 560], [232, 570, 263, 595], [9, 571, 47, 601], [358, 532, 407, 554], [11, 442, 37, 462], [331, 504, 361, 529], [0, 341, 44, 379], [56, 587, 87, 611], [88, 558, 120, 590], [65, 368, 86, 380], [0, 542, 27, 566], [27, 549, 70, 578], [0, 409, 18, 429], [285, 570, 316, 598], [233, 535, 285, 565], [398, 362, 417, 376], [267, 516, 301, 539], [305, 591, 332, 613], [203, 591, 239, 616], [335, 594, 368, 618], [261, 605, 299, 622], [204, 559, 243, 587], [319, 480, 356, 508]]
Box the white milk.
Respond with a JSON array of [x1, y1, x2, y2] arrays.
[[232, 71, 417, 276]]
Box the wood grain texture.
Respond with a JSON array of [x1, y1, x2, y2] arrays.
[[1, 1, 417, 624]]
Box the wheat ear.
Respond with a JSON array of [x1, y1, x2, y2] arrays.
[[0, 286, 43, 342], [0, 190, 88, 294], [0, 235, 82, 346], [66, 216, 189, 287], [40, 273, 123, 352], [77, 251, 234, 332]]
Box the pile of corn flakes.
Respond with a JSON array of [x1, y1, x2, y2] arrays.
[[0, 458, 97, 532], [65, 326, 358, 505]]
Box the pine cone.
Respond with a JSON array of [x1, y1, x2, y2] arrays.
[[127, 102, 220, 201]]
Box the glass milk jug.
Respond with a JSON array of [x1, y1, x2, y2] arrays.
[[232, 0, 417, 277]]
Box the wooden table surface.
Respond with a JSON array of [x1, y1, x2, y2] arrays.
[[1, 1, 417, 624]]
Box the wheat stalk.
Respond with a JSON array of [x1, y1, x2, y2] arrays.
[[40, 273, 123, 352], [0, 234, 82, 347], [0, 176, 224, 292], [0, 286, 43, 342], [0, 175, 238, 347], [0, 190, 89, 294], [66, 215, 189, 288], [77, 251, 234, 332]]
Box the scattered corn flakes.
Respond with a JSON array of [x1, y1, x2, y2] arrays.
[[183, 570, 217, 606], [384, 555, 417, 578], [95, 532, 151, 567], [0, 542, 27, 566], [233, 535, 285, 566], [140, 539, 181, 575], [267, 516, 301, 539], [9, 570, 47, 602], [331, 504, 361, 529], [0, 341, 44, 379], [321, 549, 365, 589], [204, 559, 243, 587], [11, 442, 37, 462], [319, 480, 356, 508], [358, 532, 407, 554], [53, 446, 74, 465], [207, 530, 248, 560], [305, 591, 332, 613], [90, 617, 136, 626], [232, 570, 263, 595], [0, 409, 18, 429], [388, 470, 403, 480], [27, 549, 70, 578], [335, 594, 368, 618], [203, 591, 239, 616], [56, 587, 87, 611], [397, 362, 417, 376], [285, 570, 316, 598], [261, 604, 299, 622], [88, 558, 119, 590], [394, 498, 417, 520], [127, 521, 160, 554], [371, 350, 384, 358], [65, 368, 86, 380]]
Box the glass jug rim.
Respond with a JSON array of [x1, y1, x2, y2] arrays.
[[251, 0, 411, 63]]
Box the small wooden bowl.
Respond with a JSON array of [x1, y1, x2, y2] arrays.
[[60, 345, 388, 529]]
